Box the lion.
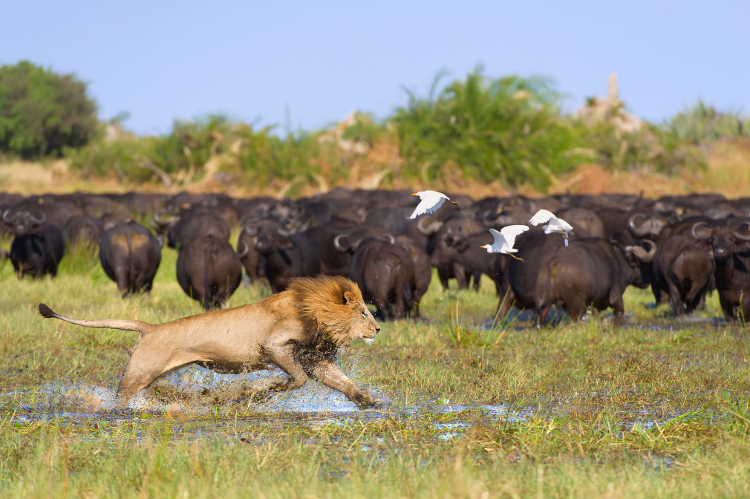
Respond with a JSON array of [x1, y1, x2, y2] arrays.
[[38, 275, 384, 410]]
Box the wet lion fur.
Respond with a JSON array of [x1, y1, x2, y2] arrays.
[[39, 275, 383, 410]]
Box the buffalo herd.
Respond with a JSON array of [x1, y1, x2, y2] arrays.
[[2, 189, 750, 325]]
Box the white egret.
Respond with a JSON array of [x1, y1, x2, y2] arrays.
[[481, 225, 529, 261], [407, 190, 457, 220], [529, 209, 573, 246]]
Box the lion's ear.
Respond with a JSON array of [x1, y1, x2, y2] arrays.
[[343, 291, 357, 306]]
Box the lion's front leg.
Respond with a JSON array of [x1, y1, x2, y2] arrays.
[[310, 361, 384, 409], [265, 345, 308, 392]]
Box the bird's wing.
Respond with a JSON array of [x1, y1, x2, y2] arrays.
[[529, 209, 555, 226], [500, 225, 529, 249], [558, 218, 573, 231], [426, 190, 450, 199], [407, 197, 443, 219], [489, 228, 506, 247]]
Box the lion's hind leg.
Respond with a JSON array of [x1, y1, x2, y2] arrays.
[[115, 349, 197, 410]]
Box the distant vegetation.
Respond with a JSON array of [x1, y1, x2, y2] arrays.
[[0, 61, 98, 159], [669, 100, 750, 145], [3, 63, 749, 193]]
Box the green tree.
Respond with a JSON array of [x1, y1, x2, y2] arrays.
[[391, 68, 585, 191], [0, 61, 98, 158]]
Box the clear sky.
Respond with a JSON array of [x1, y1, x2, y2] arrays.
[[1, 1, 748, 135]]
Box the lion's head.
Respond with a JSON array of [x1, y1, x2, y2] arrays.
[[289, 276, 380, 346]]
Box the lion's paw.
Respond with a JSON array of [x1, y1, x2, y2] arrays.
[[354, 392, 390, 410]]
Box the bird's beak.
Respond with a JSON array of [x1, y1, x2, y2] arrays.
[[450, 201, 458, 205], [412, 193, 417, 196]]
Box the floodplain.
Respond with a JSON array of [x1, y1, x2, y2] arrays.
[[1, 244, 749, 498]]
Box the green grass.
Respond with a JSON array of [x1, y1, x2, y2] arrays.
[[1, 245, 750, 498]]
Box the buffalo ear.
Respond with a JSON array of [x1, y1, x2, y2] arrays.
[[343, 291, 357, 306]]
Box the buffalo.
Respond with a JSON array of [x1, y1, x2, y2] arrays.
[[691, 220, 750, 323], [3, 209, 65, 279], [346, 237, 414, 321], [99, 221, 163, 296], [535, 238, 656, 325], [65, 215, 104, 246], [254, 220, 321, 293], [176, 236, 245, 311], [649, 234, 713, 315]]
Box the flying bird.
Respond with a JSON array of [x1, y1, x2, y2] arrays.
[[481, 225, 529, 261], [407, 190, 458, 220], [529, 209, 573, 246]]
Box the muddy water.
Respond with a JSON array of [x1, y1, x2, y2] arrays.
[[1, 353, 539, 445]]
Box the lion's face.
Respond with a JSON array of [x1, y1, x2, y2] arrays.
[[344, 291, 380, 344]]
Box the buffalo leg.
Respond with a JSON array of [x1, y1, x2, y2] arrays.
[[496, 288, 516, 321], [311, 361, 383, 409], [453, 262, 469, 289], [611, 296, 626, 325]]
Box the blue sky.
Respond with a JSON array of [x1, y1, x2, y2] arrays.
[[1, 1, 748, 135]]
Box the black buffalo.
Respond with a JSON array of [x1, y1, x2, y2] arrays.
[[535, 238, 656, 325], [3, 209, 65, 279], [347, 237, 414, 321], [649, 233, 713, 315], [154, 209, 230, 249], [99, 221, 162, 296], [254, 220, 321, 293], [692, 220, 750, 323], [65, 215, 104, 246], [176, 236, 244, 311]]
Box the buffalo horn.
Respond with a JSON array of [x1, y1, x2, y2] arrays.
[[152, 209, 174, 226], [30, 211, 46, 225], [627, 213, 647, 237], [2, 210, 18, 224], [378, 234, 395, 244], [275, 225, 294, 237], [236, 240, 250, 258], [732, 221, 750, 241], [638, 240, 657, 263], [691, 222, 712, 241], [333, 234, 350, 253], [417, 217, 443, 235]]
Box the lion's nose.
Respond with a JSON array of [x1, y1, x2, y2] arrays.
[[376, 327, 380, 333]]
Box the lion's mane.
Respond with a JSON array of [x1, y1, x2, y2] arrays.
[[289, 275, 364, 347]]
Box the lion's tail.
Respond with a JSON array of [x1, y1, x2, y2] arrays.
[[38, 303, 153, 336]]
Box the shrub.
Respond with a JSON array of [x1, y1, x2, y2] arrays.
[[578, 121, 705, 174], [0, 61, 98, 158], [669, 101, 750, 144], [391, 68, 586, 191]]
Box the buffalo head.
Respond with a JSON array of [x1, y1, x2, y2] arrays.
[[692, 221, 750, 261], [2, 209, 46, 236], [254, 222, 295, 255]]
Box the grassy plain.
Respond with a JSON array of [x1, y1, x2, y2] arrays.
[[1, 243, 749, 498]]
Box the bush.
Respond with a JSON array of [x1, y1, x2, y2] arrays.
[[578, 121, 705, 174], [0, 61, 98, 158], [669, 101, 750, 144], [67, 115, 339, 193], [391, 68, 586, 191]]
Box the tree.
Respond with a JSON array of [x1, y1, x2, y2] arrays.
[[0, 61, 98, 158]]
